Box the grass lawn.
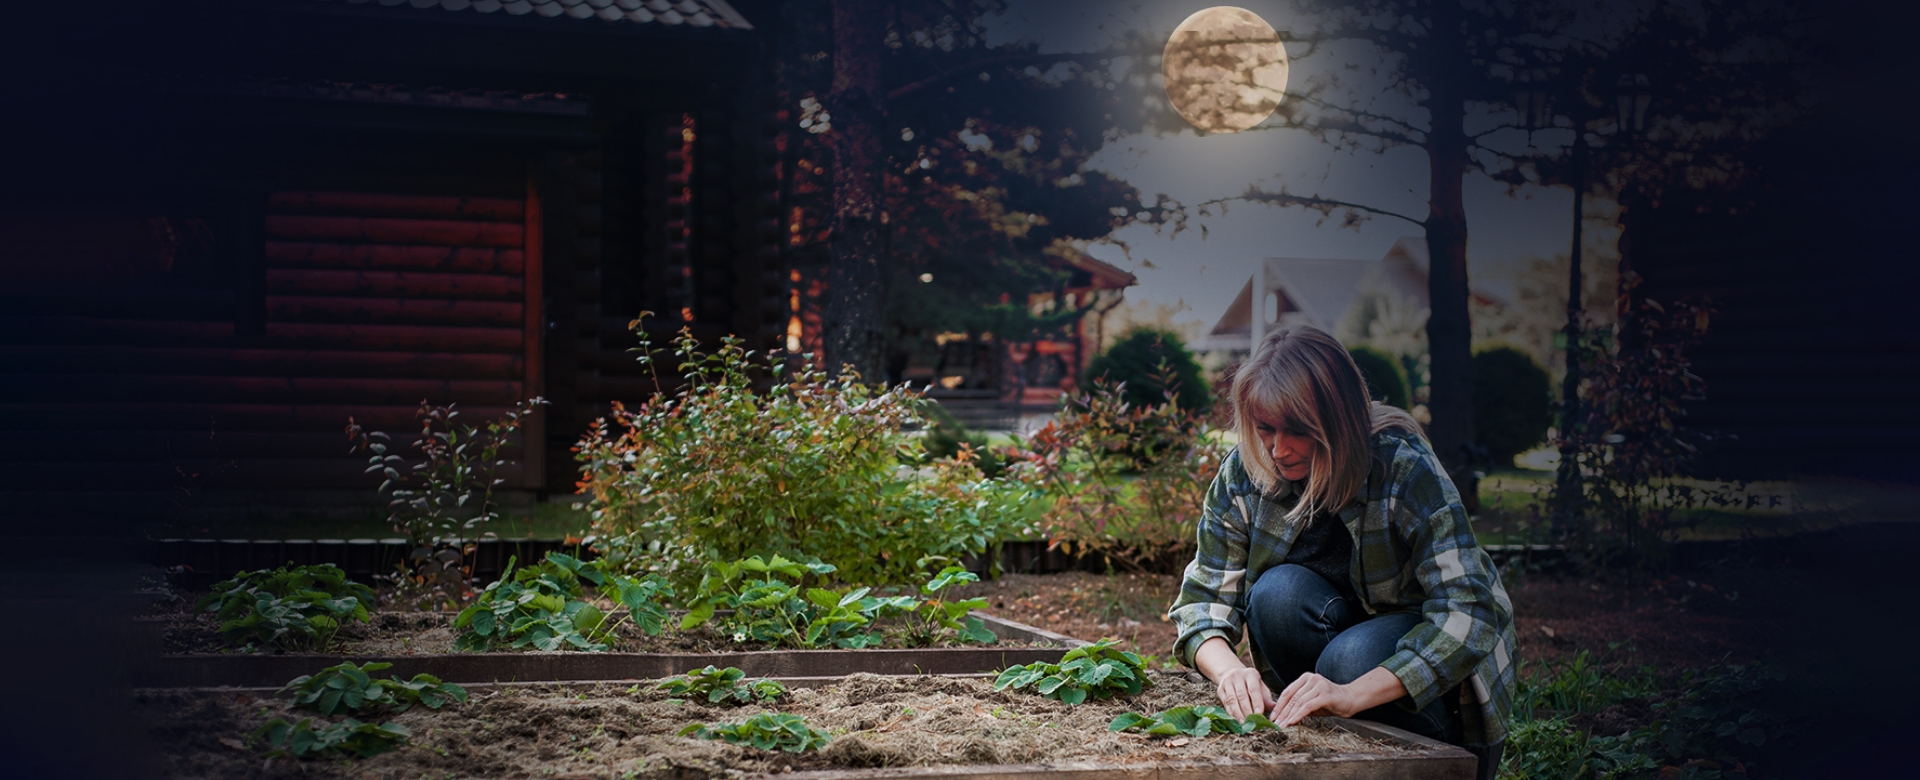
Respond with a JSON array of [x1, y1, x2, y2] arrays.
[[1473, 467, 1804, 546]]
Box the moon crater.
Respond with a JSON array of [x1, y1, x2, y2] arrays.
[[1163, 7, 1289, 134]]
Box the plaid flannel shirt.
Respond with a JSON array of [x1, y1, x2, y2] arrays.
[[1169, 429, 1518, 746]]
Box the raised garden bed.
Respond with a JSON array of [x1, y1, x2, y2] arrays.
[[132, 611, 1086, 688], [137, 671, 1474, 779]]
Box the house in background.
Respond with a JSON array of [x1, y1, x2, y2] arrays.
[[2, 0, 786, 525], [1196, 237, 1505, 360]]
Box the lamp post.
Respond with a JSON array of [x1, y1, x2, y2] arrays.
[[1553, 72, 1653, 535]]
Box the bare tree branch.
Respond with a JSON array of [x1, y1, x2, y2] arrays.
[[887, 49, 1146, 101], [1201, 187, 1426, 228]]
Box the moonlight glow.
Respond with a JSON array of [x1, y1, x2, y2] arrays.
[[1162, 7, 1289, 134]]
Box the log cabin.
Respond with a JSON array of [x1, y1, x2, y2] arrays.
[[2, 0, 785, 529]]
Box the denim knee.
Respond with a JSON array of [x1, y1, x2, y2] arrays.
[[1245, 564, 1353, 682]]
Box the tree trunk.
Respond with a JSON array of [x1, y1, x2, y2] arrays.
[[824, 0, 888, 381], [1424, 0, 1478, 504]]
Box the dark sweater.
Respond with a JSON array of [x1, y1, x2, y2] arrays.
[[1284, 512, 1357, 603]]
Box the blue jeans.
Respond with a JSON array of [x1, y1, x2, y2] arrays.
[[1245, 563, 1461, 743]]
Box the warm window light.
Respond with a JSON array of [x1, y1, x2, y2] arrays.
[[680, 307, 694, 322], [920, 273, 934, 283], [787, 315, 803, 352]]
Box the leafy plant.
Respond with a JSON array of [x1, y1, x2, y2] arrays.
[[576, 323, 1031, 586], [347, 397, 547, 609], [279, 662, 467, 717], [452, 552, 675, 652], [1349, 345, 1412, 410], [1472, 345, 1553, 467], [994, 638, 1150, 705], [1006, 379, 1224, 573], [678, 713, 831, 753], [1109, 706, 1277, 737], [679, 556, 996, 649], [194, 563, 373, 651], [1084, 327, 1211, 413], [656, 666, 788, 705], [253, 717, 410, 759]]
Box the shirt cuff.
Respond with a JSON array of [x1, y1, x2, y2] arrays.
[[1177, 628, 1233, 669], [1380, 648, 1443, 711]]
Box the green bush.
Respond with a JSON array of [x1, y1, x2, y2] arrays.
[[1472, 346, 1554, 467], [917, 399, 1007, 478], [1348, 346, 1411, 410], [1084, 328, 1210, 413], [576, 324, 1035, 586], [195, 563, 373, 651]]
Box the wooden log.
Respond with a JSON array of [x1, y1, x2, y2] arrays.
[[264, 269, 524, 301], [267, 191, 525, 221], [0, 346, 522, 380], [267, 296, 522, 327], [0, 317, 523, 353], [0, 403, 518, 432], [0, 430, 524, 462], [0, 374, 523, 405], [0, 460, 524, 491], [266, 242, 525, 275], [264, 216, 523, 248]]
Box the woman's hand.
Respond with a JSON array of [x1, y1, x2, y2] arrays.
[[1268, 667, 1407, 727], [1213, 666, 1275, 721]]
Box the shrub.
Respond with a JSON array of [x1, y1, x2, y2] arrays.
[[576, 323, 1034, 586], [916, 399, 1007, 478], [1348, 346, 1411, 410], [1472, 346, 1553, 467], [1006, 380, 1224, 573], [1084, 328, 1211, 413], [195, 563, 373, 651]]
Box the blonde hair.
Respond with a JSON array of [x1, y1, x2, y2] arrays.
[[1231, 326, 1424, 520]]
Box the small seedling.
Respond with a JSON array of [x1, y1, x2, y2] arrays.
[[1109, 706, 1277, 737], [279, 661, 468, 717], [253, 717, 410, 759], [679, 712, 830, 753], [656, 665, 788, 705], [994, 638, 1150, 705]]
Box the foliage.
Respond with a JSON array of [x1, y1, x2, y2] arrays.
[[576, 325, 1033, 586], [346, 397, 546, 609], [279, 662, 467, 717], [1349, 345, 1412, 410], [1555, 283, 1728, 570], [1006, 380, 1225, 573], [452, 552, 674, 652], [678, 713, 831, 753], [194, 563, 373, 651], [1501, 658, 1787, 780], [916, 399, 1006, 478], [253, 717, 410, 759], [1109, 706, 1277, 737], [679, 556, 997, 649], [994, 638, 1150, 705], [656, 666, 788, 705], [1473, 346, 1554, 467], [1084, 328, 1211, 414]]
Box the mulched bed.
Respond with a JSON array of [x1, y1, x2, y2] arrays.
[[137, 672, 1425, 779]]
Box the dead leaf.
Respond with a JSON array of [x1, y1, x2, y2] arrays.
[[1539, 625, 1556, 638], [1169, 738, 1191, 747], [218, 737, 247, 751]]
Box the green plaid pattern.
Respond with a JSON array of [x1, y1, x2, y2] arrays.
[[1169, 429, 1518, 746]]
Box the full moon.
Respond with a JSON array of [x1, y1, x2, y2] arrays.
[[1162, 7, 1289, 133]]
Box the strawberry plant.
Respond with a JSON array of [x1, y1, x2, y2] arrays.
[[280, 662, 467, 717], [678, 713, 830, 753], [1109, 706, 1277, 737], [994, 638, 1150, 705], [679, 556, 995, 649], [909, 564, 997, 645], [656, 666, 787, 705], [194, 563, 373, 651], [453, 552, 675, 652], [253, 717, 410, 759]]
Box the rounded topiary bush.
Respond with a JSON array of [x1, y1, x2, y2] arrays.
[[1347, 346, 1411, 410], [1085, 328, 1211, 413], [1472, 345, 1554, 467]]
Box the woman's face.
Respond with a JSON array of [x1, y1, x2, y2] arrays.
[[1253, 416, 1315, 482]]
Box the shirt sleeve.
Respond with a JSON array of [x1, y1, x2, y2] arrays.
[[1376, 447, 1507, 711], [1169, 449, 1255, 669]]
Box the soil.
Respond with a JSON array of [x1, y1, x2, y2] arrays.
[[136, 672, 1426, 779]]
